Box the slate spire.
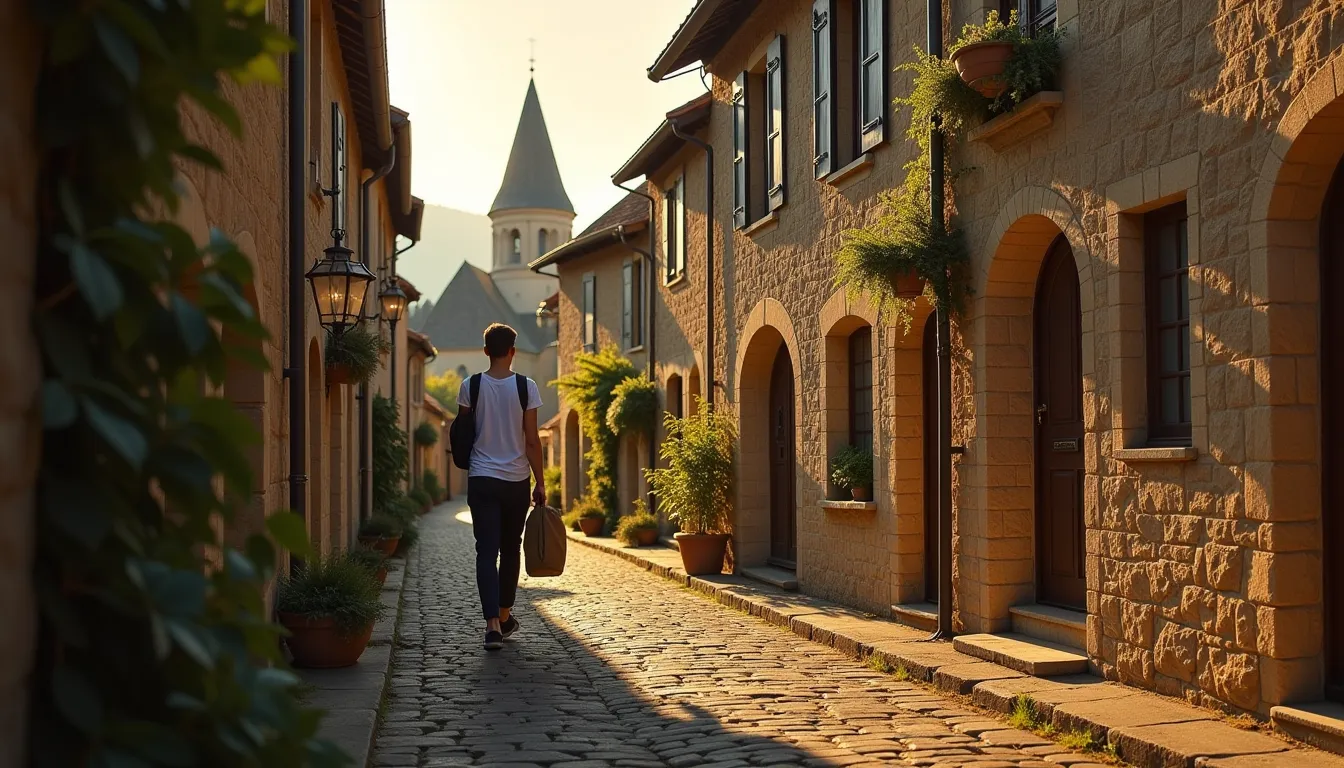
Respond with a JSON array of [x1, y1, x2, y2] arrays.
[[490, 79, 574, 215]]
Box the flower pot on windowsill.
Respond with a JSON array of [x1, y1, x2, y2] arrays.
[[635, 528, 659, 547], [578, 517, 604, 537], [326, 362, 355, 386], [851, 487, 872, 502], [674, 532, 730, 576], [889, 268, 926, 299], [358, 535, 399, 556], [279, 613, 375, 669], [950, 40, 1014, 98]]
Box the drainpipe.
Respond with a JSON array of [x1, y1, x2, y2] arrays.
[[928, 0, 955, 640], [358, 147, 396, 524], [285, 0, 309, 548], [668, 120, 714, 407], [614, 181, 658, 511], [391, 239, 417, 440]]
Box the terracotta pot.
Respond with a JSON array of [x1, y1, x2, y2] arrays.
[[279, 613, 374, 669], [375, 566, 388, 586], [636, 528, 659, 547], [326, 362, 355, 386], [851, 487, 872, 502], [674, 532, 730, 576], [950, 40, 1014, 98], [359, 535, 399, 556], [579, 517, 604, 537], [889, 269, 926, 299]]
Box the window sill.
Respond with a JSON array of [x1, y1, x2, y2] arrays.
[[665, 273, 689, 290], [624, 345, 645, 355], [968, 90, 1064, 153], [822, 152, 874, 190], [1113, 446, 1197, 463], [742, 211, 780, 238], [820, 499, 877, 513]]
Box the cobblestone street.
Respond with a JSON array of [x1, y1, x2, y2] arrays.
[[373, 506, 1111, 768]]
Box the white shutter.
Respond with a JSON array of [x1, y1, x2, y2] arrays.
[[766, 35, 786, 211], [732, 73, 748, 229]]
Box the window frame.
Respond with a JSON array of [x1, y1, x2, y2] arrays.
[[847, 327, 874, 450], [765, 35, 786, 210], [1000, 0, 1057, 32], [621, 257, 644, 350], [538, 228, 548, 257], [812, 0, 835, 179], [664, 175, 686, 281], [732, 74, 749, 230], [857, 0, 886, 152], [1143, 203, 1192, 446], [581, 273, 596, 352], [510, 229, 522, 264]]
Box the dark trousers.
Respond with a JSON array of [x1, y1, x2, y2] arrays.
[[467, 476, 530, 620]]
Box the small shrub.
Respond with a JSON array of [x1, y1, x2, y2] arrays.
[[359, 515, 403, 539], [575, 497, 607, 520], [615, 500, 660, 546], [606, 374, 659, 435], [543, 466, 563, 507], [1008, 695, 1048, 732], [325, 324, 389, 385], [413, 421, 439, 446], [277, 552, 386, 632], [373, 395, 410, 510], [408, 486, 432, 509], [1058, 728, 1107, 752], [421, 469, 444, 501], [345, 547, 386, 574], [645, 398, 736, 534], [562, 508, 583, 532], [381, 494, 421, 527], [829, 444, 875, 493], [395, 523, 420, 553]]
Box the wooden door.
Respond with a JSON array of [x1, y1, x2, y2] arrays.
[[923, 318, 939, 602], [769, 346, 797, 566], [1034, 237, 1086, 610], [1324, 160, 1344, 701]]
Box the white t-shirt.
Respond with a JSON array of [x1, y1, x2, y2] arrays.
[[456, 372, 543, 482]]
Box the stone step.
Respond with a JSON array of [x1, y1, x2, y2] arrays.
[[1272, 702, 1344, 756], [1010, 603, 1087, 650], [740, 564, 798, 591], [952, 633, 1089, 677], [891, 602, 938, 632]]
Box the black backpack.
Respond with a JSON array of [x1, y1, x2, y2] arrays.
[[449, 373, 529, 470]]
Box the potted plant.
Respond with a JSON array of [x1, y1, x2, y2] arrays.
[[948, 10, 1019, 97], [324, 325, 387, 386], [645, 397, 736, 576], [408, 485, 433, 513], [421, 469, 445, 504], [358, 515, 401, 556], [606, 374, 659, 436], [277, 553, 385, 668], [543, 466, 563, 508], [830, 445, 876, 501], [346, 546, 389, 586], [616, 500, 660, 547], [413, 421, 438, 447], [577, 501, 606, 537], [379, 495, 421, 556]]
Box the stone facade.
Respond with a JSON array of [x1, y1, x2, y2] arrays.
[[590, 0, 1344, 718]]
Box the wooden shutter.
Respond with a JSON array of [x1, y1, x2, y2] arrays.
[[331, 102, 347, 231], [622, 261, 633, 349], [732, 72, 748, 229], [583, 274, 595, 350], [675, 175, 686, 274], [632, 258, 644, 347], [766, 35, 786, 211], [859, 0, 886, 152], [812, 0, 835, 179], [662, 187, 674, 280]]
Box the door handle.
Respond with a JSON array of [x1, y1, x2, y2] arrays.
[[1036, 403, 1048, 425]]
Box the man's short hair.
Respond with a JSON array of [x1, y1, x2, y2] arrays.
[[483, 323, 517, 358]]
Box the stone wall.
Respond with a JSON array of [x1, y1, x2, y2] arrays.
[[0, 0, 39, 761]]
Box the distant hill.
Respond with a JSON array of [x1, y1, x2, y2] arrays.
[[396, 204, 492, 314]]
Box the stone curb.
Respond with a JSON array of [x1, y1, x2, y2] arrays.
[[299, 539, 415, 768], [566, 531, 1342, 768]]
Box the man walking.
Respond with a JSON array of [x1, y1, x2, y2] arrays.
[[456, 323, 546, 651]]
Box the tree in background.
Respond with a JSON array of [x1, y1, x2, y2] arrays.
[[425, 370, 461, 415]]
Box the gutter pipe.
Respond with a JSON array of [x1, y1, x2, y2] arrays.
[[667, 119, 714, 407], [286, 0, 309, 552], [928, 0, 954, 640], [358, 146, 396, 525], [614, 181, 658, 511]]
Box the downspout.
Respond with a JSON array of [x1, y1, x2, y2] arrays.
[[390, 240, 417, 441], [286, 0, 309, 548], [358, 146, 396, 524], [668, 120, 714, 407], [614, 183, 658, 511], [928, 0, 954, 640]]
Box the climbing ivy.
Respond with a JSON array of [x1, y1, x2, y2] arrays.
[[29, 0, 345, 765], [553, 347, 638, 529]]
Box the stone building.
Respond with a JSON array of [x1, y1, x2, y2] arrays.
[[549, 0, 1344, 733], [418, 78, 569, 424]]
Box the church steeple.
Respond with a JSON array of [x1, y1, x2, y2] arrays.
[[489, 79, 573, 215]]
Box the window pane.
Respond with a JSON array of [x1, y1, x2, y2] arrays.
[[1160, 276, 1178, 323], [862, 62, 880, 123], [1160, 379, 1180, 425], [1160, 327, 1179, 374]]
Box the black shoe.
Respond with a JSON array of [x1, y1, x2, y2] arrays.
[[484, 630, 503, 651], [501, 616, 519, 640]]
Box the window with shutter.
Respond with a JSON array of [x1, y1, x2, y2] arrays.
[[812, 0, 835, 179], [766, 36, 786, 211], [674, 175, 686, 276], [664, 177, 685, 281], [858, 0, 885, 151], [331, 103, 347, 232], [733, 73, 748, 230], [582, 274, 596, 352], [632, 258, 644, 347], [622, 261, 633, 350]]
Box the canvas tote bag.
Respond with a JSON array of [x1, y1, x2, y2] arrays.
[[523, 504, 567, 577]]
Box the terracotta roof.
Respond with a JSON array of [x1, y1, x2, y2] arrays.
[[540, 412, 562, 431], [529, 193, 650, 271], [613, 93, 712, 184], [423, 393, 449, 419], [406, 329, 436, 358], [648, 0, 763, 81], [398, 275, 421, 302], [491, 79, 574, 214]]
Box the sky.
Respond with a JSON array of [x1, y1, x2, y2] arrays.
[[385, 1, 706, 253]]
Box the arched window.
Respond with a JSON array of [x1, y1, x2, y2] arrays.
[[538, 228, 548, 256], [848, 327, 873, 449], [510, 229, 522, 264]]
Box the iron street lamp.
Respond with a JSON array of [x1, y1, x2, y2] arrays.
[[305, 241, 375, 332], [379, 279, 408, 324]]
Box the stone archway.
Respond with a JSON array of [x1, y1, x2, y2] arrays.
[[1248, 55, 1344, 704], [734, 298, 801, 569], [960, 187, 1095, 633]]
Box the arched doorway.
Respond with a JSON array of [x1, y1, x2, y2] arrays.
[[1324, 158, 1344, 701], [687, 365, 701, 415], [1034, 236, 1085, 611], [769, 346, 796, 567], [922, 317, 938, 603], [666, 374, 683, 420]]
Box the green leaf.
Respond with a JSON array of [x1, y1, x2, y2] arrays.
[[94, 17, 140, 85], [53, 665, 102, 734], [170, 293, 211, 354], [266, 512, 312, 559], [45, 475, 112, 550], [70, 243, 124, 319], [224, 549, 258, 582], [58, 179, 84, 235], [100, 1, 170, 59], [82, 398, 147, 468], [42, 380, 78, 429], [166, 619, 215, 668]]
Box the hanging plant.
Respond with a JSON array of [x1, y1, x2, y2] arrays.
[[413, 421, 438, 446], [325, 325, 388, 385], [606, 374, 658, 436], [946, 11, 1065, 111], [553, 346, 638, 530]]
